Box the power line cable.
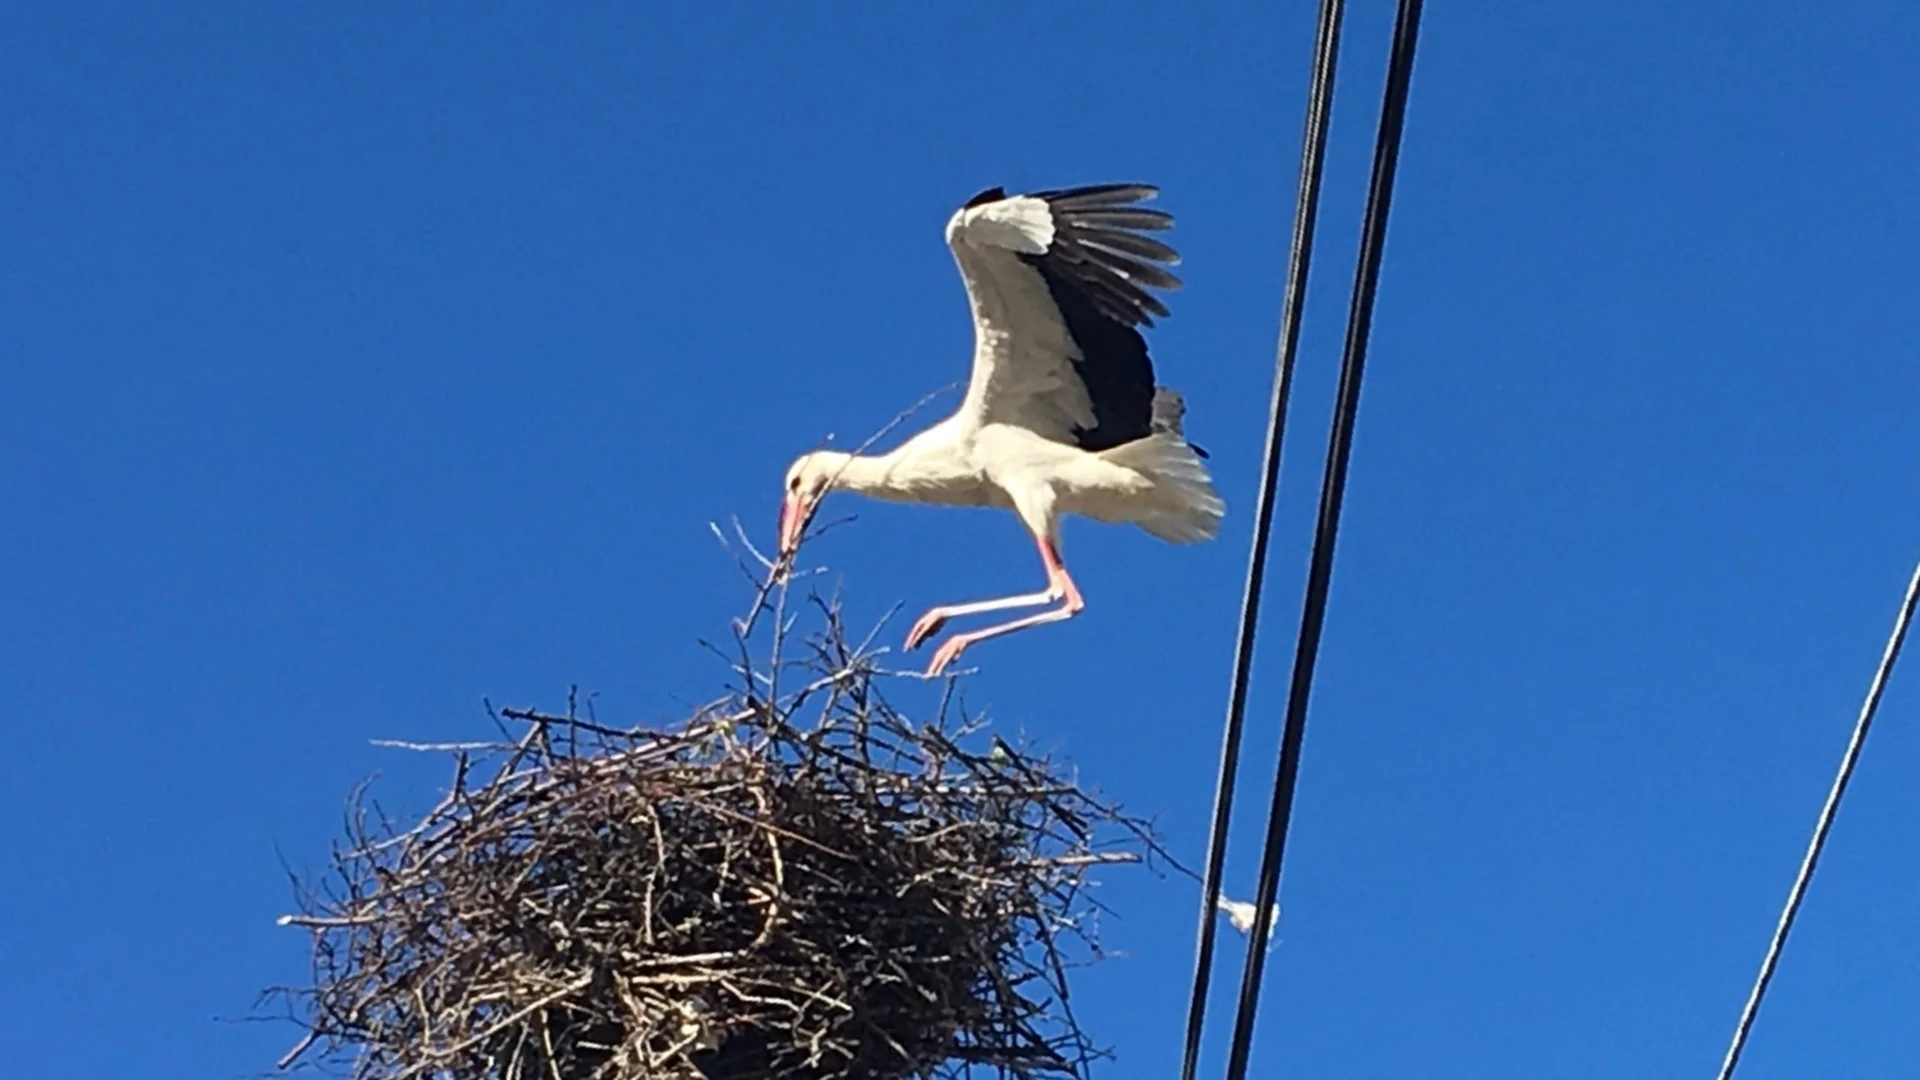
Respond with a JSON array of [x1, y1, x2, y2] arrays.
[[1220, 2, 1425, 1076], [1178, 2, 1346, 1077], [1714, 554, 1920, 1080]]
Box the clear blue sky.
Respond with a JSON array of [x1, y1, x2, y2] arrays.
[[4, 3, 1917, 1077]]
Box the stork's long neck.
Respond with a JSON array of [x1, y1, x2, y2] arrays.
[[825, 449, 908, 497], [824, 444, 977, 505]]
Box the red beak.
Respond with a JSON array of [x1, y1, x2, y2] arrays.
[[778, 492, 811, 561]]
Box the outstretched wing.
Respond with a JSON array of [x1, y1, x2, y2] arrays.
[[943, 184, 1182, 451]]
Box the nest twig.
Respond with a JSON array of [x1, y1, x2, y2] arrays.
[[269, 551, 1172, 1080]]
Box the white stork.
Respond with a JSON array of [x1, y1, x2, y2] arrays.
[[777, 183, 1224, 676]]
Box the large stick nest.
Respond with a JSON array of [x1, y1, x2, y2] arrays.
[[271, 591, 1170, 1080]]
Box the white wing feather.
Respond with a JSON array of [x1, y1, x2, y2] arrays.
[[945, 197, 1097, 442], [944, 195, 1055, 254]]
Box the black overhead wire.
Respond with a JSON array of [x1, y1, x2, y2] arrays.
[[1178, 2, 1346, 1078], [1714, 554, 1920, 1080], [1222, 2, 1426, 1077]]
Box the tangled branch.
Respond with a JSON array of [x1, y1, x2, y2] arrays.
[[270, 561, 1172, 1080]]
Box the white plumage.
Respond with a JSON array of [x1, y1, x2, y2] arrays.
[[778, 184, 1225, 676], [1216, 895, 1281, 940]]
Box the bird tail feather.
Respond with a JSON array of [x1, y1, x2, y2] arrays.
[[1100, 399, 1225, 544]]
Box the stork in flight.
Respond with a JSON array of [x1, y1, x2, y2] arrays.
[[777, 183, 1224, 676]]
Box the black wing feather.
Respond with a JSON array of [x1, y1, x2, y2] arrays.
[[1023, 257, 1157, 452], [1076, 228, 1179, 264], [1070, 208, 1175, 232], [1025, 184, 1183, 329], [1036, 183, 1161, 210], [964, 186, 1007, 209], [1008, 183, 1186, 452]]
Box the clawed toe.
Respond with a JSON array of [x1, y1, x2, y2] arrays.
[[926, 637, 969, 677], [905, 610, 948, 651]]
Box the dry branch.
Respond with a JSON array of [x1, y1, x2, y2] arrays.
[[269, 576, 1170, 1080]]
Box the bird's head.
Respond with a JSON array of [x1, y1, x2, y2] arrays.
[[778, 450, 852, 560]]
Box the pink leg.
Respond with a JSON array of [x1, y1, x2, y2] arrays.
[[905, 533, 1075, 650], [906, 584, 1058, 651], [922, 540, 1085, 676]]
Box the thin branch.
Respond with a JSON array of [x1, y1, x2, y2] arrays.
[[269, 542, 1170, 1080]]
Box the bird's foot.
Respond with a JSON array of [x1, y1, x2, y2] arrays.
[[905, 608, 949, 651], [925, 635, 970, 677]]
